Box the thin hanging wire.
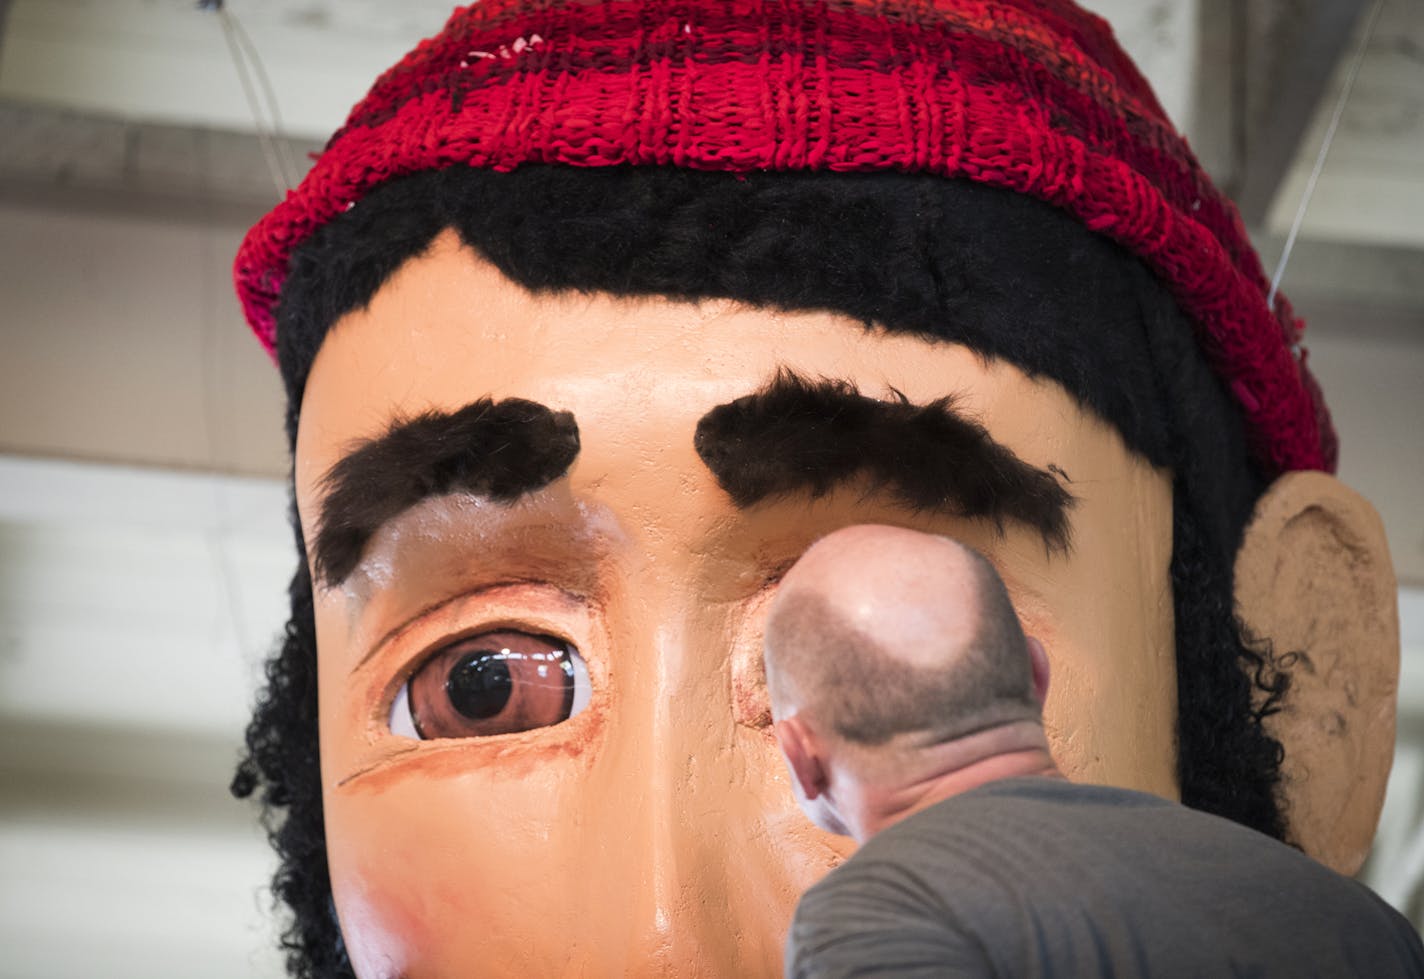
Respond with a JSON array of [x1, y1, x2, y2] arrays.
[[194, 128, 257, 661], [1268, 0, 1385, 308], [205, 1, 299, 195], [225, 9, 303, 183], [195, 1, 286, 655]]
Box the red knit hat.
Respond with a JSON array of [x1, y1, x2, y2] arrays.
[[234, 0, 1335, 475]]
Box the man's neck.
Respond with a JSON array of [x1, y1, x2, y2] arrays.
[[853, 723, 1062, 843]]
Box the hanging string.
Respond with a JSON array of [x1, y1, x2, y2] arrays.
[[1268, 0, 1385, 308], [195, 0, 291, 658], [201, 0, 299, 195], [225, 9, 303, 185]]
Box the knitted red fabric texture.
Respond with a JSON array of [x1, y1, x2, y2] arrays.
[[234, 0, 1336, 475]]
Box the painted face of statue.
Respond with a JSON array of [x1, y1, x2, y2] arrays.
[[295, 231, 1182, 977]]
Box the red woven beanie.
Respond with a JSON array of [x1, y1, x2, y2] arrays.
[[234, 0, 1336, 476]]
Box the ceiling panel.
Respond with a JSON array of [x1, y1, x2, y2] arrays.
[[0, 0, 457, 137], [1266, 0, 1424, 248]]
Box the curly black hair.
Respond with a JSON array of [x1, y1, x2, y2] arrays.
[[233, 166, 1289, 978]]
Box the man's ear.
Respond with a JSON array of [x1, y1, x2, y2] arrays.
[[1234, 471, 1399, 875], [1025, 636, 1051, 706], [774, 716, 829, 802]]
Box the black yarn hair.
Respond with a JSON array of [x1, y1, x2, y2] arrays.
[[233, 165, 1289, 979]]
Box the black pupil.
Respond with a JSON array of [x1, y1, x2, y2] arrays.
[[447, 650, 514, 720]]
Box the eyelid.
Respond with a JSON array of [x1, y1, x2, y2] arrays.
[[353, 580, 588, 672]]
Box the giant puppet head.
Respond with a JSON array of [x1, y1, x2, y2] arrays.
[[230, 2, 1401, 977]]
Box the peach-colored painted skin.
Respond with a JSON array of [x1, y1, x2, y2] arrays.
[[293, 231, 1395, 978]]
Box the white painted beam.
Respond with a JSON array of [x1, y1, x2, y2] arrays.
[[0, 0, 453, 138]]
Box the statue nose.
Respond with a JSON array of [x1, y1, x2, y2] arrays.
[[567, 622, 819, 977]]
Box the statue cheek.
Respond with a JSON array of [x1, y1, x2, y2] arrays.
[[330, 858, 426, 979]]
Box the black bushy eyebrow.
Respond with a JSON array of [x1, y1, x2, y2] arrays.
[[312, 398, 579, 586], [694, 370, 1074, 551]]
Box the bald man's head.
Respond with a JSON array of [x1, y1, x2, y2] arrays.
[[764, 526, 1039, 748]]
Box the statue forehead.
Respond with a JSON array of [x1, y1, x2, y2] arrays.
[[296, 212, 1182, 979], [295, 231, 1103, 485]]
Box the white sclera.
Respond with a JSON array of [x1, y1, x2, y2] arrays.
[[389, 683, 419, 739]]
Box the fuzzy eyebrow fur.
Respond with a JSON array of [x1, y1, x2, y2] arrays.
[[312, 398, 579, 586], [693, 370, 1074, 551]]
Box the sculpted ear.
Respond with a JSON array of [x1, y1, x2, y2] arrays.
[[1234, 471, 1399, 874]]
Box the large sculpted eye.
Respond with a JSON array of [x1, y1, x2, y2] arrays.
[[389, 630, 591, 740]]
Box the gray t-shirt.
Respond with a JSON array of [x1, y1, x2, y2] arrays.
[[787, 777, 1424, 978]]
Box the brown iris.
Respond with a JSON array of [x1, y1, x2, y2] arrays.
[[405, 630, 584, 739]]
